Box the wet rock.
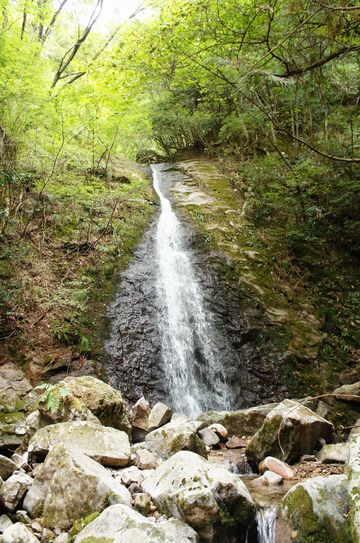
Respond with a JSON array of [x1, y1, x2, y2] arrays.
[[347, 434, 360, 542], [37, 376, 131, 434], [0, 514, 13, 533], [23, 444, 131, 530], [28, 421, 131, 467], [198, 428, 220, 447], [226, 436, 247, 449], [1, 522, 38, 543], [282, 474, 350, 542], [142, 450, 255, 542], [148, 402, 172, 430], [246, 400, 334, 467], [0, 472, 33, 511], [0, 456, 17, 481], [198, 403, 278, 437], [256, 471, 283, 486], [135, 449, 159, 470], [259, 457, 295, 479], [316, 443, 348, 464], [208, 423, 228, 439], [73, 504, 198, 543], [145, 420, 207, 459]]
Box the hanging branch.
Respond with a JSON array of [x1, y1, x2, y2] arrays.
[[51, 0, 103, 88], [41, 0, 70, 44]]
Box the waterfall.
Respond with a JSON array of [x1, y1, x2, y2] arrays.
[[256, 506, 277, 543], [152, 164, 231, 418]]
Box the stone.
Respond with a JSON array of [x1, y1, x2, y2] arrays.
[[73, 504, 198, 543], [259, 457, 295, 479], [54, 535, 70, 543], [0, 472, 33, 511], [28, 421, 131, 467], [116, 466, 145, 486], [135, 449, 159, 470], [145, 420, 207, 459], [316, 443, 348, 464], [347, 434, 360, 542], [333, 382, 360, 402], [256, 470, 283, 486], [148, 402, 172, 430], [246, 400, 334, 467], [1, 523, 38, 543], [38, 376, 131, 434], [142, 450, 255, 542], [128, 482, 142, 494], [208, 423, 228, 439], [0, 456, 17, 481], [226, 436, 247, 449], [130, 397, 150, 429], [0, 364, 33, 413], [198, 403, 278, 437], [282, 474, 350, 543], [133, 493, 152, 515], [198, 428, 220, 447], [15, 510, 31, 524], [0, 514, 13, 533], [23, 444, 131, 530]]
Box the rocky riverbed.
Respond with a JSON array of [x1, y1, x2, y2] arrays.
[[0, 366, 359, 542]]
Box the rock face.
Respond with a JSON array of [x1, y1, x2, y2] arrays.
[[246, 400, 334, 466], [74, 504, 199, 543], [142, 450, 255, 542], [0, 472, 33, 511], [347, 434, 360, 542], [38, 376, 131, 434], [282, 475, 351, 543], [145, 420, 207, 459], [28, 421, 131, 467], [23, 444, 131, 530], [198, 404, 278, 437]]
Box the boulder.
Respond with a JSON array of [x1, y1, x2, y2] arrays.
[[316, 443, 348, 464], [146, 420, 207, 459], [282, 475, 350, 543], [38, 376, 131, 434], [0, 364, 33, 414], [198, 403, 278, 437], [116, 466, 145, 487], [333, 382, 360, 402], [226, 436, 247, 449], [256, 471, 283, 486], [28, 421, 130, 467], [130, 397, 150, 429], [135, 449, 159, 470], [0, 514, 13, 533], [347, 434, 360, 542], [0, 456, 17, 481], [142, 450, 255, 542], [1, 522, 38, 543], [198, 428, 220, 447], [246, 400, 334, 467], [133, 493, 153, 515], [0, 472, 33, 511], [208, 423, 228, 439], [23, 444, 131, 530], [148, 402, 172, 430], [73, 504, 198, 543], [259, 457, 294, 479]]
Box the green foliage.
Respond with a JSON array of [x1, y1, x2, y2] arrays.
[[37, 383, 71, 414]]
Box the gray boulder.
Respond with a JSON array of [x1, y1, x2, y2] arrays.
[[0, 456, 17, 481], [134, 449, 159, 470], [347, 434, 360, 542], [0, 472, 33, 511], [73, 504, 198, 543], [142, 450, 255, 542], [145, 420, 207, 459], [148, 402, 172, 430], [0, 514, 13, 533], [23, 444, 131, 530], [282, 474, 351, 543], [38, 376, 131, 434], [198, 428, 220, 447], [246, 400, 333, 466], [28, 421, 130, 467], [1, 523, 38, 543], [316, 443, 348, 464]]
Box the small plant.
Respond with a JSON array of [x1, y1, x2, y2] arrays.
[[37, 383, 71, 414]]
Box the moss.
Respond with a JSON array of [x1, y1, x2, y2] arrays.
[[69, 512, 100, 537]]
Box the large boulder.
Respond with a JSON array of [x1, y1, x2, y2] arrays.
[[148, 402, 172, 430], [198, 403, 278, 437], [246, 400, 333, 467], [282, 475, 351, 543], [1, 522, 38, 543], [347, 433, 360, 542], [0, 456, 17, 481], [38, 376, 131, 434], [142, 450, 255, 542], [23, 444, 131, 530], [145, 420, 207, 459], [0, 472, 33, 511], [74, 504, 198, 543], [28, 421, 130, 467], [316, 443, 348, 464]]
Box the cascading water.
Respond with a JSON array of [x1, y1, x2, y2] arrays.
[[152, 164, 231, 417], [256, 506, 277, 543]]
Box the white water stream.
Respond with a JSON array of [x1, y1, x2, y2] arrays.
[[152, 164, 231, 417], [256, 506, 277, 543]]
